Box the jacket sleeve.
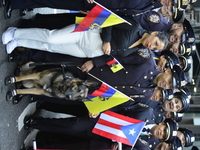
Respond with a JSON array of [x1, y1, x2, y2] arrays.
[[100, 16, 142, 42], [92, 50, 152, 67]]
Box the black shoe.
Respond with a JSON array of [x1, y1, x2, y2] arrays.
[[6, 90, 17, 101], [1, 0, 6, 7], [28, 95, 37, 103], [23, 115, 42, 130], [12, 94, 25, 105], [4, 76, 16, 85], [8, 50, 23, 62], [4, 0, 12, 19]]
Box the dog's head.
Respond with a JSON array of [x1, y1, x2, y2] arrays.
[[65, 79, 98, 101]]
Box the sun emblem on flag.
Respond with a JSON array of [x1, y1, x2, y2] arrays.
[[129, 128, 136, 136], [89, 23, 101, 30]]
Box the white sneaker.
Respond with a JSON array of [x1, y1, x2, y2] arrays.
[[2, 27, 17, 45], [6, 39, 18, 54]]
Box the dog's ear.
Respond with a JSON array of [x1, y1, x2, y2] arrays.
[[80, 97, 93, 102], [83, 80, 99, 87]]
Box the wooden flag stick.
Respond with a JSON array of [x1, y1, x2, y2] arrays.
[[77, 66, 134, 101]]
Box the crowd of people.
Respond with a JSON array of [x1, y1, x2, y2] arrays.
[[1, 0, 200, 150]]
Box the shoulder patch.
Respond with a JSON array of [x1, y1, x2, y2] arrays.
[[148, 14, 160, 23], [138, 103, 149, 108], [139, 138, 148, 145], [138, 48, 150, 59]]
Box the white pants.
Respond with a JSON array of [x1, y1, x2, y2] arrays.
[[14, 24, 104, 58]]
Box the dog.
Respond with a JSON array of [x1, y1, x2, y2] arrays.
[[5, 62, 98, 102]]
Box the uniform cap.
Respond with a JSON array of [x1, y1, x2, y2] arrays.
[[162, 88, 174, 102], [172, 137, 183, 150], [191, 146, 199, 150], [182, 19, 195, 44], [179, 55, 191, 72], [161, 50, 180, 69], [180, 42, 196, 56], [171, 65, 186, 89], [172, 7, 185, 23], [178, 128, 195, 147], [173, 0, 197, 9], [164, 118, 179, 143], [174, 87, 191, 113], [173, 112, 184, 122]]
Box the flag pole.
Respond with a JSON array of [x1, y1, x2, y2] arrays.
[[93, 1, 132, 26], [77, 67, 134, 101]]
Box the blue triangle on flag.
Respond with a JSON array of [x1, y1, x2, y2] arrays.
[[120, 122, 145, 145]]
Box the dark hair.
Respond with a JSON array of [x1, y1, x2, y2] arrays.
[[155, 31, 169, 50]]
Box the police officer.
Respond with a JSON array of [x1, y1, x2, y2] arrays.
[[146, 87, 190, 123], [178, 128, 195, 147]]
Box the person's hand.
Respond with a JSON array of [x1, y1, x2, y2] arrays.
[[87, 0, 94, 3], [110, 142, 118, 150], [78, 10, 89, 15], [102, 42, 111, 55], [81, 60, 94, 72], [89, 112, 100, 118]]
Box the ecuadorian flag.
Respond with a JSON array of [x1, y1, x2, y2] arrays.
[[84, 82, 132, 114], [107, 58, 124, 73], [73, 3, 129, 32]]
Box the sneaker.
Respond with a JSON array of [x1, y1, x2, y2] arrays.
[[4, 76, 16, 85], [6, 39, 18, 54], [2, 27, 17, 44]]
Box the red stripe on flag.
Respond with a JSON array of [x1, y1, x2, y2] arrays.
[[74, 5, 104, 32], [104, 111, 144, 123], [106, 59, 117, 66], [92, 128, 130, 145], [97, 118, 122, 129], [91, 83, 109, 96]]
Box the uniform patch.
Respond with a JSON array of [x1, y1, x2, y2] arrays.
[[148, 14, 160, 23], [138, 103, 149, 108], [138, 48, 150, 59], [139, 138, 148, 145]]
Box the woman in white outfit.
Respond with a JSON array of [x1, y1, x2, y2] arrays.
[[2, 18, 169, 58]]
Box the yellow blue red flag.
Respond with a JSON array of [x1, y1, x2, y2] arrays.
[[107, 58, 124, 73], [73, 3, 129, 32], [84, 82, 132, 114]]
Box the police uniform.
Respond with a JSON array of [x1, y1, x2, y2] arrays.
[[131, 10, 172, 32], [10, 0, 162, 14], [100, 18, 148, 57], [180, 42, 196, 56]]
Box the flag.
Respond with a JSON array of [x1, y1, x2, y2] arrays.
[[73, 3, 129, 32], [92, 111, 145, 146], [107, 58, 124, 73], [84, 82, 131, 114]]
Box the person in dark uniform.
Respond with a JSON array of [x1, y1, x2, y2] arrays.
[[147, 87, 191, 123], [2, 16, 169, 57], [6, 0, 171, 18], [23, 103, 178, 146], [177, 128, 195, 147]]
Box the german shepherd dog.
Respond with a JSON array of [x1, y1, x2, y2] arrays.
[[5, 62, 98, 102]]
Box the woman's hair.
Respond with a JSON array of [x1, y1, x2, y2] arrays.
[[155, 31, 169, 50]]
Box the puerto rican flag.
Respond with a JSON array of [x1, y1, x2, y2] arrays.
[[92, 111, 145, 146]]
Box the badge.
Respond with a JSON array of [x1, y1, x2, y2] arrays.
[[191, 137, 195, 142], [181, 80, 187, 86], [188, 38, 195, 43], [148, 14, 160, 23], [172, 131, 178, 136], [138, 48, 150, 59], [139, 138, 148, 145]]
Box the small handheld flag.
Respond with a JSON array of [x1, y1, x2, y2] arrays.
[[85, 82, 131, 114], [73, 2, 131, 32], [92, 111, 145, 146], [106, 58, 124, 73]]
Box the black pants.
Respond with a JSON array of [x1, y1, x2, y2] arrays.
[[11, 0, 94, 10]]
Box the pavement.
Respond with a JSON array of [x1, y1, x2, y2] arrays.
[[0, 6, 71, 150]]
